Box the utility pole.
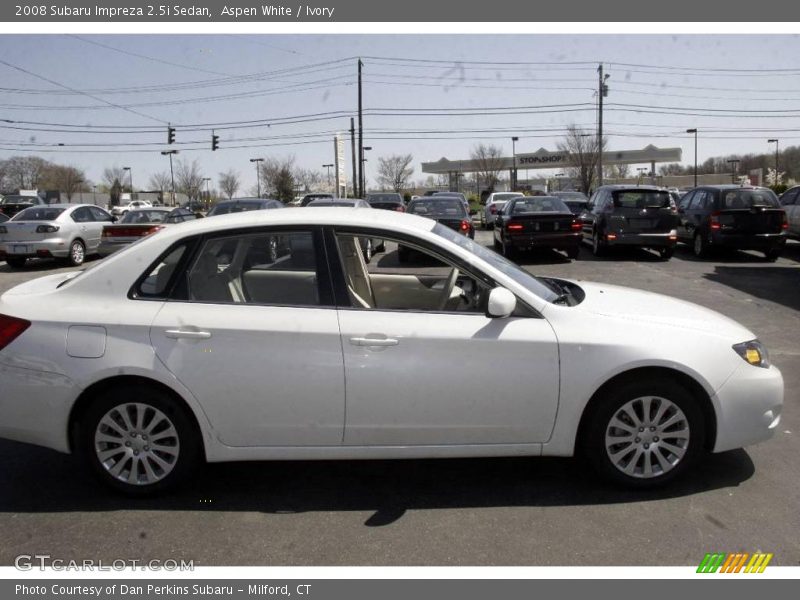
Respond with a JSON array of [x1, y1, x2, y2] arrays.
[[250, 158, 264, 197], [161, 150, 178, 206], [597, 63, 609, 188], [350, 117, 357, 199], [358, 58, 364, 198], [768, 139, 779, 186], [686, 129, 698, 187]]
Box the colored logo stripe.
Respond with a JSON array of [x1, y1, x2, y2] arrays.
[[697, 553, 773, 573]]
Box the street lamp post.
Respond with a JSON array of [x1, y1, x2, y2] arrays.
[[250, 158, 264, 198], [202, 177, 211, 208], [555, 173, 564, 191], [123, 167, 133, 196], [768, 139, 779, 186], [636, 167, 648, 184], [323, 163, 334, 187], [360, 146, 372, 196], [686, 129, 698, 188], [160, 150, 178, 206], [727, 159, 741, 184], [511, 136, 519, 191]]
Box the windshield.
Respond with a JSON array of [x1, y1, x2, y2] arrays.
[[720, 189, 780, 209], [408, 198, 466, 217], [507, 197, 570, 214], [432, 223, 558, 302], [493, 193, 524, 202], [612, 190, 671, 209], [11, 207, 66, 221], [121, 210, 169, 223]]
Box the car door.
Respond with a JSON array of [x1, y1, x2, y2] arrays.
[[70, 207, 100, 249], [676, 191, 694, 240], [684, 190, 709, 239], [330, 230, 560, 446], [148, 228, 346, 447], [87, 206, 113, 250], [580, 191, 601, 236], [781, 188, 800, 236]]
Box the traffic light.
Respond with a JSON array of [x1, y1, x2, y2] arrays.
[[211, 133, 219, 151], [167, 126, 176, 144]]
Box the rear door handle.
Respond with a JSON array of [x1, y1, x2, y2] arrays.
[[164, 329, 212, 340], [349, 336, 399, 347]]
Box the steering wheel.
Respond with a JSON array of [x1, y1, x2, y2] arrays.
[[438, 267, 460, 310]]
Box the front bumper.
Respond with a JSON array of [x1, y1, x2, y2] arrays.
[[712, 361, 783, 453]]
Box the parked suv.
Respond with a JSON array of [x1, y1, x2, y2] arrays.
[[581, 185, 679, 259], [677, 185, 788, 261], [779, 185, 800, 240]]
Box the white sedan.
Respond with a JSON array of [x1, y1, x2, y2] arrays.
[[0, 208, 783, 494]]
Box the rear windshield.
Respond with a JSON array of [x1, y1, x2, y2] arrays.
[[0, 196, 41, 205], [612, 190, 671, 209], [307, 201, 356, 207], [563, 200, 587, 214], [121, 210, 169, 224], [368, 194, 402, 203], [208, 203, 262, 215], [719, 189, 780, 209], [492, 193, 524, 202], [408, 198, 466, 217], [508, 197, 570, 214], [11, 207, 66, 221]]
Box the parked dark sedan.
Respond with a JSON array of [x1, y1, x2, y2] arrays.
[[581, 185, 679, 260], [305, 197, 384, 261], [207, 198, 283, 216], [493, 196, 581, 259], [367, 192, 406, 212], [677, 185, 787, 261], [551, 191, 589, 215], [403, 197, 474, 262]]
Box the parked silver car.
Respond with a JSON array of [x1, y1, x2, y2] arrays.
[[0, 204, 114, 268], [482, 192, 524, 229], [779, 186, 800, 239]]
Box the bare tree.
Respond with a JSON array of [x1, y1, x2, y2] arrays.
[[218, 169, 241, 199], [148, 171, 173, 200], [102, 165, 128, 190], [42, 165, 87, 201], [375, 154, 414, 192], [294, 167, 324, 192], [470, 143, 505, 192], [2, 156, 50, 190], [557, 125, 605, 194], [175, 158, 204, 201], [606, 163, 632, 180]]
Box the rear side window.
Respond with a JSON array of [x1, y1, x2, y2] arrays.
[[780, 189, 798, 206], [720, 190, 780, 209], [12, 207, 66, 221], [137, 244, 189, 298], [612, 191, 671, 209]]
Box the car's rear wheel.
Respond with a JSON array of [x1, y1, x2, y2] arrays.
[[566, 246, 580, 260], [501, 237, 516, 259], [659, 247, 674, 260], [764, 249, 781, 262], [592, 230, 606, 257], [79, 385, 201, 495], [583, 378, 705, 488], [67, 239, 85, 267], [692, 233, 707, 258], [5, 257, 26, 269]]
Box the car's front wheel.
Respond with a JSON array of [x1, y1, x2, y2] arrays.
[[693, 232, 707, 258], [79, 385, 201, 495], [583, 378, 705, 488]]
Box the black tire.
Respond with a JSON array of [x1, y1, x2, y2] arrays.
[[566, 246, 580, 260], [78, 384, 201, 496], [501, 238, 516, 260], [5, 257, 26, 269], [67, 239, 86, 267], [692, 232, 707, 258], [659, 247, 674, 260], [582, 377, 705, 488], [592, 229, 606, 257], [764, 249, 780, 262], [493, 236, 502, 251]]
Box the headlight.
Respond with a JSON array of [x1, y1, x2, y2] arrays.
[[733, 339, 770, 368]]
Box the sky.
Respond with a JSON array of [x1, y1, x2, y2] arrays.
[[1, 34, 800, 193]]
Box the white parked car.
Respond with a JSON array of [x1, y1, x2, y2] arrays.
[[483, 192, 525, 229], [0, 204, 114, 268], [110, 200, 152, 217], [0, 208, 783, 494]]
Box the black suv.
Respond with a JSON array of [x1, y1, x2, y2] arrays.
[[580, 185, 679, 259], [677, 185, 787, 261]]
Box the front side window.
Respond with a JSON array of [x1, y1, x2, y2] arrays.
[[186, 231, 321, 306], [335, 232, 491, 313]]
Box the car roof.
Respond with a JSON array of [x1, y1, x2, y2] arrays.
[[696, 184, 770, 191], [599, 184, 664, 191]]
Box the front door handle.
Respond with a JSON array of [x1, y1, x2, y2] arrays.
[[164, 329, 212, 340], [349, 336, 399, 347]]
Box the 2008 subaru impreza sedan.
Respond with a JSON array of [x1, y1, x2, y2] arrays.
[[0, 207, 783, 494]]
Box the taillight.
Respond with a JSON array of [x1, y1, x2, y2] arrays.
[[782, 212, 789, 230], [0, 314, 31, 352], [709, 211, 721, 230], [36, 225, 59, 233], [571, 220, 581, 231], [489, 205, 497, 214], [606, 233, 617, 240], [395, 205, 405, 212], [507, 223, 524, 231], [460, 219, 470, 232]]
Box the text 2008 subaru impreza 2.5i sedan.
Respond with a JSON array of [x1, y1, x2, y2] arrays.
[[0, 207, 783, 494]]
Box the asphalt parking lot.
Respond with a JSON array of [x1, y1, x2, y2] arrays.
[[0, 233, 798, 566]]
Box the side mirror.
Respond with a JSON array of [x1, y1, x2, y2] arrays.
[[111, 216, 118, 223], [487, 287, 517, 318]]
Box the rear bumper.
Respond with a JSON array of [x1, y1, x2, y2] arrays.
[[97, 239, 133, 257], [603, 230, 677, 248], [0, 239, 72, 259], [507, 232, 581, 249], [709, 231, 787, 251]]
